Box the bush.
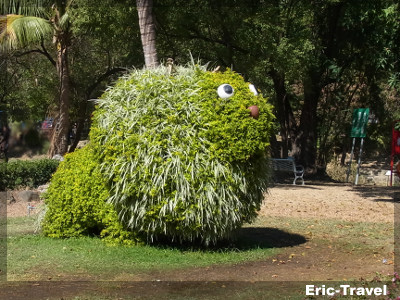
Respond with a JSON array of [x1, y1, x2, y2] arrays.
[[88, 64, 274, 244], [41, 146, 139, 245], [0, 159, 59, 190]]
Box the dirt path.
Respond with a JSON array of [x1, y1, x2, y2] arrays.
[[260, 184, 395, 223]]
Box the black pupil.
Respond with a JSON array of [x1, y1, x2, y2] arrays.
[[223, 85, 233, 94]]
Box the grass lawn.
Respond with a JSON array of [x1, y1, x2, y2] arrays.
[[4, 212, 398, 299], [7, 216, 280, 281]]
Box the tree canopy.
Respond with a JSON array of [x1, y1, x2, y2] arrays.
[[0, 0, 399, 170]]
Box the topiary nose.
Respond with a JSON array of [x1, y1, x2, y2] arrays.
[[248, 105, 259, 119]]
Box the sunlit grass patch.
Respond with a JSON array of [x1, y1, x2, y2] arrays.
[[7, 216, 279, 281]]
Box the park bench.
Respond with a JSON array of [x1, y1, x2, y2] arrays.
[[270, 157, 305, 185]]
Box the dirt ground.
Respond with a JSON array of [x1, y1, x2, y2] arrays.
[[261, 183, 395, 223], [8, 182, 396, 221], [7, 197, 43, 218], [3, 183, 398, 299]]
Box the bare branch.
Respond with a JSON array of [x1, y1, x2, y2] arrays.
[[86, 67, 128, 98], [13, 45, 56, 67], [40, 40, 56, 66]]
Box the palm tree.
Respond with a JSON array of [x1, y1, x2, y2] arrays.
[[136, 0, 159, 68], [0, 0, 72, 156]]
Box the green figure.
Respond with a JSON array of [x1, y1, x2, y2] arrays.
[[43, 64, 274, 245]]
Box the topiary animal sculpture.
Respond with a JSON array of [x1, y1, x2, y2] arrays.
[[43, 63, 274, 245]]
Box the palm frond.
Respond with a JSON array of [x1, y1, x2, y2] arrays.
[[0, 0, 50, 17], [58, 11, 69, 30], [0, 14, 52, 51]]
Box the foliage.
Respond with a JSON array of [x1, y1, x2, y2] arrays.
[[326, 160, 359, 184], [2, 0, 399, 171], [155, 0, 400, 169], [0, 51, 57, 123], [0, 158, 59, 190], [68, 0, 143, 96], [0, 14, 53, 50], [0, 0, 74, 155], [42, 146, 139, 245], [90, 64, 274, 244], [23, 127, 42, 147]]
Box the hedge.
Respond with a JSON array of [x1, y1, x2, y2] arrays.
[[0, 159, 59, 191], [42, 146, 140, 245]]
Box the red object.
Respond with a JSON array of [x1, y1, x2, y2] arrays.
[[248, 105, 259, 119], [392, 126, 400, 156], [390, 121, 400, 185]]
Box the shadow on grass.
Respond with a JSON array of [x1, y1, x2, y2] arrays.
[[236, 227, 307, 249], [150, 227, 307, 252], [353, 186, 400, 203]]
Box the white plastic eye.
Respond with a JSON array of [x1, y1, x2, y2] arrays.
[[217, 84, 234, 98], [249, 84, 258, 96]]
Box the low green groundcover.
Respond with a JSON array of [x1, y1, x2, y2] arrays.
[[42, 64, 274, 245]]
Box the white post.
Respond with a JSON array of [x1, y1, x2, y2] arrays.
[[346, 138, 356, 183], [355, 137, 364, 185]]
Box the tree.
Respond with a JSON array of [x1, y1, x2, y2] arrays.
[[66, 0, 142, 151], [136, 0, 158, 68], [1, 0, 148, 154], [154, 0, 315, 163], [0, 0, 73, 156], [154, 0, 399, 172], [2, 0, 397, 170], [0, 51, 57, 123]]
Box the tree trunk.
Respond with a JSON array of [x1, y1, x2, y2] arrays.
[[137, 0, 159, 68], [269, 68, 298, 158], [292, 2, 343, 172], [295, 72, 321, 172], [68, 99, 86, 153], [68, 67, 128, 153], [48, 36, 70, 157]]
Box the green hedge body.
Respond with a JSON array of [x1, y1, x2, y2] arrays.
[[0, 159, 59, 190], [44, 64, 274, 245], [42, 147, 139, 244]]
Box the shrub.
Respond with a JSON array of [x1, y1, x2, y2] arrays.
[[41, 146, 139, 245], [325, 160, 365, 184], [89, 64, 274, 244], [0, 159, 59, 191]]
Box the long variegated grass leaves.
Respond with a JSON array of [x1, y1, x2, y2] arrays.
[[91, 63, 271, 245]]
